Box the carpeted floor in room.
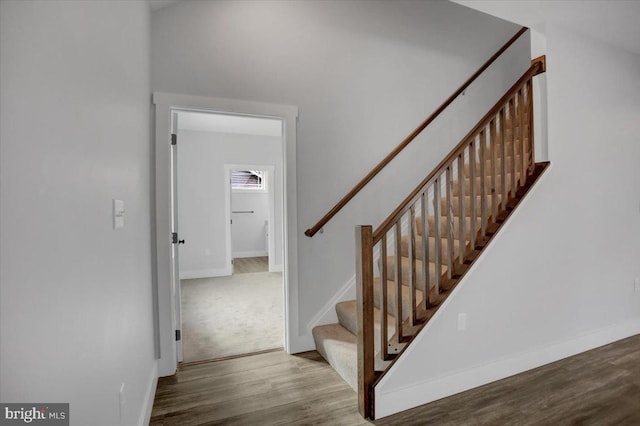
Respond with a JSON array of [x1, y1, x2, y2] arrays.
[[181, 258, 283, 363]]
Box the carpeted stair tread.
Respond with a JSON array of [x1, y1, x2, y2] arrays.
[[464, 154, 522, 176], [336, 300, 396, 352], [440, 193, 503, 216], [312, 324, 357, 391], [372, 279, 439, 315], [453, 175, 517, 196], [423, 215, 482, 240]]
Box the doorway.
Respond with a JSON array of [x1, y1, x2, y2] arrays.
[[153, 92, 298, 376], [225, 164, 277, 273], [174, 111, 285, 364]]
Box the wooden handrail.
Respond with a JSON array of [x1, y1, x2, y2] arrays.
[[304, 26, 529, 237], [372, 58, 544, 242]]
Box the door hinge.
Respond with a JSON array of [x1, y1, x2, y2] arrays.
[[172, 232, 178, 244], [171, 133, 177, 146], [175, 329, 181, 341]]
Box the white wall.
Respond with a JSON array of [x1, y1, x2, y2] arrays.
[[232, 190, 269, 258], [152, 0, 528, 350], [177, 130, 282, 278], [0, 1, 157, 425], [376, 22, 640, 418]]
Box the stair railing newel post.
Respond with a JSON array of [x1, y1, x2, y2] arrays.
[[355, 225, 375, 419]]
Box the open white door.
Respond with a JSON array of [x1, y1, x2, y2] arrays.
[[170, 111, 184, 363]]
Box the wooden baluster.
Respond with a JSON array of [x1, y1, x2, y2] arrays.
[[420, 192, 430, 310], [499, 108, 507, 210], [432, 178, 441, 295], [518, 88, 526, 188], [379, 234, 388, 360], [408, 206, 417, 325], [446, 167, 454, 279], [479, 129, 487, 236], [457, 153, 465, 268], [394, 222, 403, 341], [469, 138, 477, 249], [527, 79, 535, 173], [509, 97, 517, 197], [355, 225, 374, 419], [489, 119, 498, 221]]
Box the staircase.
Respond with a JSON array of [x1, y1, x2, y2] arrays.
[[312, 55, 548, 419]]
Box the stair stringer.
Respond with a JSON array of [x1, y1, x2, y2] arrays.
[[373, 163, 640, 418]]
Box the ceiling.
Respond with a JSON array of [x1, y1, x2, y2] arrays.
[[151, 1, 640, 57], [149, 0, 182, 12], [453, 0, 640, 57], [177, 111, 283, 137]]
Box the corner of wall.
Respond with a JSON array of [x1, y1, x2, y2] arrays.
[[139, 361, 159, 426], [304, 275, 357, 338]]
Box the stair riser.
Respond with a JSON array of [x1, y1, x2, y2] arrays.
[[464, 156, 523, 177], [385, 256, 447, 288], [336, 301, 396, 352], [405, 194, 503, 221], [372, 280, 426, 319], [454, 175, 527, 197], [418, 216, 482, 240], [400, 235, 462, 262], [373, 277, 422, 319], [440, 193, 503, 216]]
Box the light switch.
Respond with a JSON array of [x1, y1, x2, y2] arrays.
[[113, 199, 125, 229], [457, 313, 467, 331]]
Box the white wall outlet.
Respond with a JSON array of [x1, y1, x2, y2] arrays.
[[119, 382, 125, 424], [113, 199, 125, 229], [457, 313, 467, 331], [634, 277, 640, 293]]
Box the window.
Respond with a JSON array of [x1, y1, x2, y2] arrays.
[[231, 170, 266, 192]]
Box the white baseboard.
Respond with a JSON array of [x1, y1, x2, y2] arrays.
[[180, 267, 231, 280], [288, 273, 358, 354], [269, 264, 283, 273], [139, 361, 158, 426], [375, 318, 640, 419], [233, 251, 268, 258], [287, 333, 317, 354]]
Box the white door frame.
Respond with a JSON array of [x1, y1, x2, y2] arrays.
[[153, 92, 299, 377], [225, 164, 279, 273]]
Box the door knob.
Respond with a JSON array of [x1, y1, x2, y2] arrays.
[[178, 239, 185, 244]]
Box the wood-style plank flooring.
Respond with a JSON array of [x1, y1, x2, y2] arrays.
[[151, 334, 640, 425], [233, 257, 268, 274]]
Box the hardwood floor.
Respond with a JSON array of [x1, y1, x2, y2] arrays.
[[233, 256, 268, 274], [150, 334, 640, 425]]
